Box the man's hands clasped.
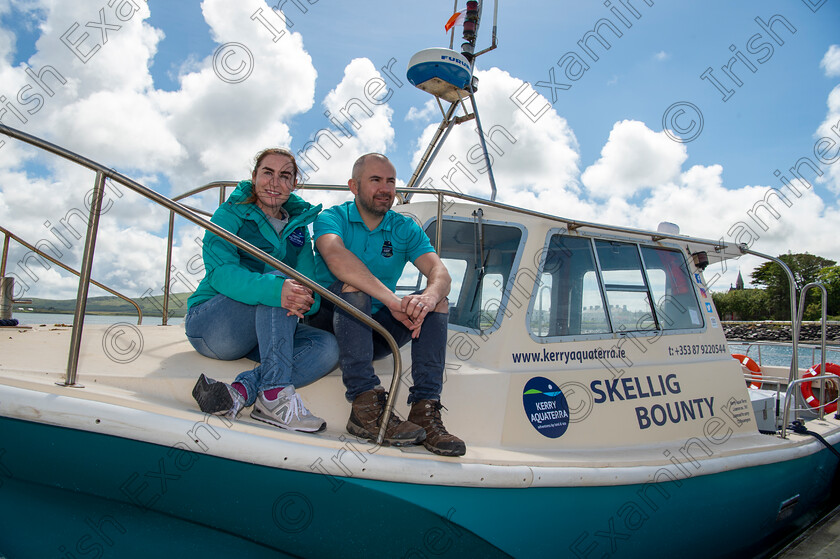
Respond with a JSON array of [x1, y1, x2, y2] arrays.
[[388, 292, 438, 339]]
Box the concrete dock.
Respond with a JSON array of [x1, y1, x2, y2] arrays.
[[773, 503, 840, 558]]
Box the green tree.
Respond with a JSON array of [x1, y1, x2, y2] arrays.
[[750, 253, 836, 320], [712, 289, 768, 320], [817, 265, 840, 318]]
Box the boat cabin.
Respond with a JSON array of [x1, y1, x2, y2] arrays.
[[358, 198, 758, 452]]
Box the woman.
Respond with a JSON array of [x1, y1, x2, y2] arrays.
[[185, 148, 338, 433]]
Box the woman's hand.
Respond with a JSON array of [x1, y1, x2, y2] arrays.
[[281, 279, 315, 319]]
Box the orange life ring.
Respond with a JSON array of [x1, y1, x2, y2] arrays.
[[800, 363, 840, 414], [731, 353, 762, 389]]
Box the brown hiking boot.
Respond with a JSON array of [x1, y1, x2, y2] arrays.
[[347, 387, 426, 446], [408, 399, 466, 457]]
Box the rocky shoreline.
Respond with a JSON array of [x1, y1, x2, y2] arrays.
[[723, 321, 840, 343]]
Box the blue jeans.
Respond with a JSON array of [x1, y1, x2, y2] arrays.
[[185, 293, 339, 406], [310, 281, 448, 403]]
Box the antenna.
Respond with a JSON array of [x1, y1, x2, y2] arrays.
[[405, 0, 499, 202]]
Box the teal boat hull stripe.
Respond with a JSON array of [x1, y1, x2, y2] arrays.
[[1, 416, 838, 558]]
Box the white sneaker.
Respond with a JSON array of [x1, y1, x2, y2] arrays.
[[250, 386, 326, 433]]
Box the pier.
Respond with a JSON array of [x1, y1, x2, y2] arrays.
[[773, 503, 840, 558]]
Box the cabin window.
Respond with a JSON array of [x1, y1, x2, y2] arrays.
[[529, 233, 703, 339], [396, 262, 423, 295], [530, 235, 610, 337], [424, 217, 524, 332], [396, 258, 470, 307], [596, 240, 657, 332], [640, 246, 704, 330]]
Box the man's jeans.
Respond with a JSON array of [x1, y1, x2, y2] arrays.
[[310, 281, 448, 403], [185, 293, 339, 406]]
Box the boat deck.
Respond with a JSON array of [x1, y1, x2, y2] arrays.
[[3, 322, 840, 487]]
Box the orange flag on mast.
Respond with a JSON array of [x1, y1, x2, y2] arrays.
[[444, 11, 465, 32]]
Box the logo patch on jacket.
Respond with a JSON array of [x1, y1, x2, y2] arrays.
[[288, 227, 305, 247]]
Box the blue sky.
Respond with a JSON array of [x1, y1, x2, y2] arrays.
[[141, 0, 839, 187], [0, 0, 838, 301]]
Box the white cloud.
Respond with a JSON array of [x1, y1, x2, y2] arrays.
[[406, 98, 437, 122], [156, 0, 318, 182], [0, 1, 408, 300], [1, 0, 318, 179], [815, 83, 840, 194], [401, 81, 840, 292], [581, 120, 687, 198], [0, 0, 172, 172], [2, 1, 839, 306], [288, 56, 399, 211], [821, 44, 840, 77], [50, 90, 185, 170], [409, 68, 580, 208], [0, 0, 322, 300], [522, 117, 840, 290], [654, 51, 669, 61]]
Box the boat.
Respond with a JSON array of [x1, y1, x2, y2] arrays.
[[2, 2, 839, 557]]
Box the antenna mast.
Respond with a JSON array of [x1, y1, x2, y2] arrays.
[[405, 1, 499, 201]]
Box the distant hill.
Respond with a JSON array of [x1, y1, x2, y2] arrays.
[[15, 293, 193, 318]]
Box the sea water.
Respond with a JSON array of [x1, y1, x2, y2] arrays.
[[728, 341, 840, 369], [12, 312, 184, 326]]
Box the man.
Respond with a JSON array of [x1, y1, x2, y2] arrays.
[[312, 153, 465, 457]]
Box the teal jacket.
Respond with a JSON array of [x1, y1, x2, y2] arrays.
[[187, 180, 322, 314]]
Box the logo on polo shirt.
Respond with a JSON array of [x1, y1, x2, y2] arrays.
[[381, 240, 393, 257]]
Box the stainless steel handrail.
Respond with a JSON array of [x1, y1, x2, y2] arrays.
[[733, 340, 840, 369], [162, 173, 746, 441], [164, 182, 452, 321], [0, 226, 142, 325], [303, 184, 739, 253], [161, 181, 238, 323], [0, 124, 404, 444], [796, 283, 829, 419], [3, 118, 753, 442], [64, 170, 107, 386], [172, 181, 238, 204], [0, 233, 9, 278], [740, 247, 800, 386], [781, 374, 840, 438]]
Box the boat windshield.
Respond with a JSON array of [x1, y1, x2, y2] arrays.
[[530, 233, 704, 338], [397, 217, 524, 332]]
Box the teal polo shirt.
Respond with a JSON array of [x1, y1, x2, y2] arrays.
[[313, 200, 434, 313]]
